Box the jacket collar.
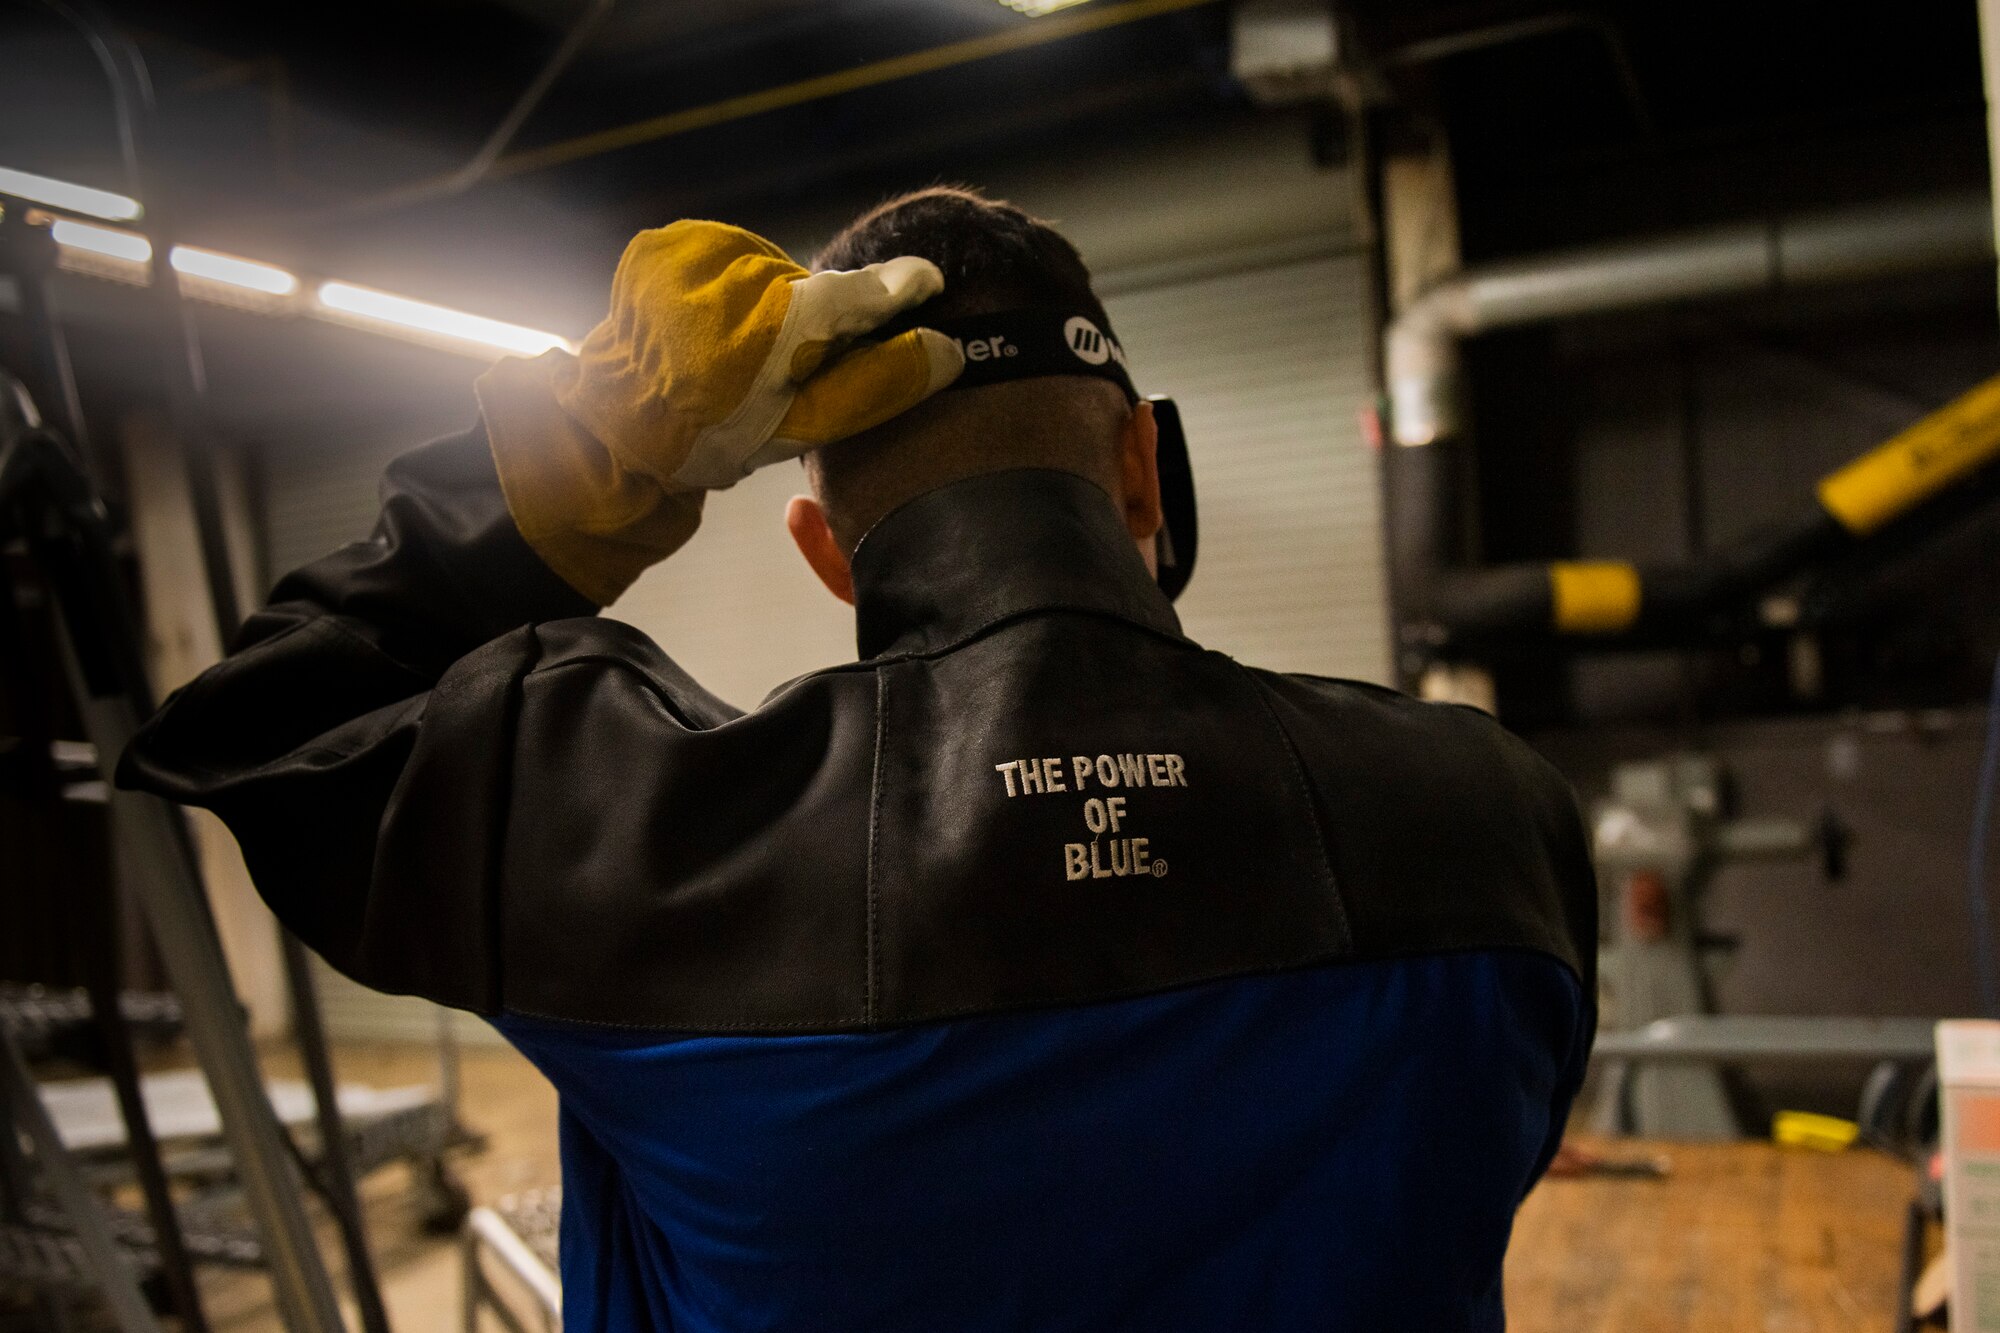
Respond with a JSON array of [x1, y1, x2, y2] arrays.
[[849, 468, 1185, 660]]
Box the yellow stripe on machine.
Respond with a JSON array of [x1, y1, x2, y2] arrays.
[[1817, 373, 2000, 535], [1549, 561, 1642, 633]]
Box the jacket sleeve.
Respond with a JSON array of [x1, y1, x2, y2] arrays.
[[116, 422, 604, 1013]]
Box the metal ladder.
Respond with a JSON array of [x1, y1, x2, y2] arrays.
[[0, 386, 348, 1332]]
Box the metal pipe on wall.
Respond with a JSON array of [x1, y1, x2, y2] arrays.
[[1387, 194, 1994, 447]]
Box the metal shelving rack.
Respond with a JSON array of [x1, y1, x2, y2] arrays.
[[1, 373, 344, 1331]]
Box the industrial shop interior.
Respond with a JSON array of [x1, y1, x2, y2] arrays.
[[4, 0, 2000, 1330]]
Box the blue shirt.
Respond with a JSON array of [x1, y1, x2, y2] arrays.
[[498, 951, 1585, 1332]]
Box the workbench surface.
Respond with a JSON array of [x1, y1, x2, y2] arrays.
[[1505, 1139, 1917, 1331]]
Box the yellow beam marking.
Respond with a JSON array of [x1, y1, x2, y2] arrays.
[[1818, 373, 2000, 535], [1549, 561, 1642, 634]]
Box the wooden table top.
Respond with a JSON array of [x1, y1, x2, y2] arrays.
[[1505, 1139, 1919, 1332]]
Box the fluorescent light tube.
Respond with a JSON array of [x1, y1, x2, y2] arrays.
[[50, 217, 152, 264], [21, 166, 574, 359], [0, 166, 142, 221], [315, 281, 575, 357], [171, 246, 298, 295]]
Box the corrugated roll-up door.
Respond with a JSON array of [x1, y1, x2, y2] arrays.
[[258, 436, 404, 588], [1104, 253, 1387, 682], [258, 246, 1386, 1043], [258, 430, 506, 1043]]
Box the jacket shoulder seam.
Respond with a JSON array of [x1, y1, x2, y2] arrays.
[[523, 650, 737, 729], [1239, 665, 1353, 953]]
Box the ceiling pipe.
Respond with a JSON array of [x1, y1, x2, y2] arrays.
[[1380, 193, 1998, 672]]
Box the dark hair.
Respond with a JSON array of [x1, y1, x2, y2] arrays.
[[802, 186, 1131, 553], [811, 185, 1113, 331]]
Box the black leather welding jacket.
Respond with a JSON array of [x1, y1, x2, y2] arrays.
[[119, 426, 1594, 1030], [119, 424, 1598, 1331]]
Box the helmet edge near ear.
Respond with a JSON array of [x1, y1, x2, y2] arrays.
[[1148, 396, 1196, 602]]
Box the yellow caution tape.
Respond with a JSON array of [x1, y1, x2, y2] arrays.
[[1548, 561, 1642, 633], [1772, 1109, 1860, 1153], [1817, 373, 2000, 535]]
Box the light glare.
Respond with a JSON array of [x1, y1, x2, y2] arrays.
[[315, 281, 575, 357], [0, 166, 142, 221], [1001, 0, 1093, 14]]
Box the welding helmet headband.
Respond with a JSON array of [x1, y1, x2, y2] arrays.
[[864, 308, 1197, 600]]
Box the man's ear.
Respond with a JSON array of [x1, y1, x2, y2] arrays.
[[786, 494, 856, 606], [1119, 399, 1164, 556]]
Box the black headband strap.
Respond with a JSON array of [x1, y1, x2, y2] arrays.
[[855, 305, 1196, 601], [880, 310, 1138, 403]]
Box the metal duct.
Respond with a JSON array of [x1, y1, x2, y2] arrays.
[[1378, 192, 2000, 671], [1387, 194, 1995, 447]]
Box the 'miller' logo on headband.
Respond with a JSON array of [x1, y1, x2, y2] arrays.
[[1064, 316, 1126, 369], [951, 333, 1019, 362]]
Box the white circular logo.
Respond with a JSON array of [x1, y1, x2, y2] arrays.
[[1064, 316, 1111, 366]]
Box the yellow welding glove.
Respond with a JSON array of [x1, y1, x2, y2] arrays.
[[475, 221, 963, 605]]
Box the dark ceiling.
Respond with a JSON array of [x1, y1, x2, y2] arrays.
[[4, 0, 1235, 239], [4, 0, 1984, 253]]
